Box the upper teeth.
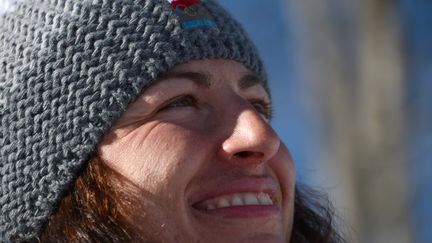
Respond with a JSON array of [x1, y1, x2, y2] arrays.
[[202, 192, 274, 210]]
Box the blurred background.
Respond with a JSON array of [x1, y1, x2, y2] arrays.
[[1, 0, 430, 242], [217, 0, 431, 243]]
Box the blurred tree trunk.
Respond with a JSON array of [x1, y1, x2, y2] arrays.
[[286, 0, 414, 242]]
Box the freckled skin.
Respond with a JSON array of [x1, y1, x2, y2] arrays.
[[97, 59, 295, 242]]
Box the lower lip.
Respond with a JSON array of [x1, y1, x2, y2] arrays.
[[196, 205, 281, 218]]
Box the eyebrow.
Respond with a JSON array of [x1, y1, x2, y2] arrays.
[[238, 74, 263, 90], [157, 71, 211, 88], [156, 71, 264, 90]]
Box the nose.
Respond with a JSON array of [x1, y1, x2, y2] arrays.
[[219, 106, 280, 167]]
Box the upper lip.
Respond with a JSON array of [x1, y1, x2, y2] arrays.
[[189, 176, 279, 208]]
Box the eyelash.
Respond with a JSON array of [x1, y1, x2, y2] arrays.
[[159, 95, 273, 120], [249, 99, 274, 120], [159, 95, 198, 111]]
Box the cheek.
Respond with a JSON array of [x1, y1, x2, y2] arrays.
[[97, 122, 206, 194], [270, 144, 295, 234], [274, 144, 295, 190]]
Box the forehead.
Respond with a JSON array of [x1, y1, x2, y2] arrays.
[[155, 59, 267, 91]]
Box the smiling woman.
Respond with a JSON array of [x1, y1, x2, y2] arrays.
[[0, 0, 345, 242]]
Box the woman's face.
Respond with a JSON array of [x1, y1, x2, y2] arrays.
[[97, 59, 295, 243]]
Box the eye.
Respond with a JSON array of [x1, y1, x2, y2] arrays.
[[158, 95, 198, 112], [249, 99, 273, 120]]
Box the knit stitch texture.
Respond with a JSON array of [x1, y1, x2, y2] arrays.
[[0, 0, 267, 241]]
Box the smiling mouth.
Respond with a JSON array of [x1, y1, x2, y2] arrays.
[[194, 192, 275, 210], [192, 191, 281, 219], [190, 177, 282, 218]]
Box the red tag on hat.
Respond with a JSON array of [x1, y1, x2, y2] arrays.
[[170, 0, 199, 9], [168, 0, 218, 29]]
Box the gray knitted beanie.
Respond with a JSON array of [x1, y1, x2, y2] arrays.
[[0, 0, 267, 241]]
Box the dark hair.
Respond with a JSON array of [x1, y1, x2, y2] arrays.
[[291, 186, 346, 242], [39, 157, 346, 243]]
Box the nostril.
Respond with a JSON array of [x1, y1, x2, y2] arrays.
[[234, 151, 264, 159], [235, 151, 251, 158]]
